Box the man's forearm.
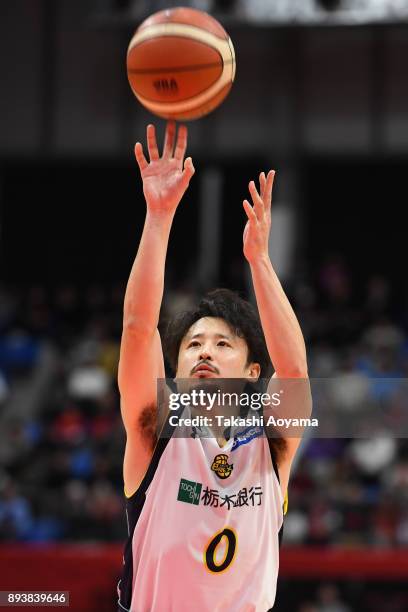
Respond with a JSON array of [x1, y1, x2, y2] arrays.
[[250, 255, 307, 377], [123, 211, 174, 334]]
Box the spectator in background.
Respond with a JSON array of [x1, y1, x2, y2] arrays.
[[0, 476, 34, 541], [298, 604, 319, 612], [316, 584, 351, 612]]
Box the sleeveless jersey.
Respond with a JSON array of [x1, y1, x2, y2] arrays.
[[118, 406, 284, 612]]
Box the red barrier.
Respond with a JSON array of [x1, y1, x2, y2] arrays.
[[280, 548, 408, 579], [1, 546, 407, 611], [0, 545, 122, 612]]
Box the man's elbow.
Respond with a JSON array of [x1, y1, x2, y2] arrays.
[[122, 316, 156, 339], [275, 363, 309, 378]]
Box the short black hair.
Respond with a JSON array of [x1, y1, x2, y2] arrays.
[[163, 288, 272, 378]]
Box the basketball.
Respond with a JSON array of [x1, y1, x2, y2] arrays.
[[126, 7, 236, 121]]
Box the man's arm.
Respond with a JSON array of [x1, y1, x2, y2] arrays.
[[243, 171, 307, 377], [243, 171, 311, 496], [119, 122, 195, 495]]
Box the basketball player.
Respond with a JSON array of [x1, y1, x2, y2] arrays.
[[117, 121, 310, 611]]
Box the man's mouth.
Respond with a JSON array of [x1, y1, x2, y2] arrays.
[[192, 364, 218, 377]]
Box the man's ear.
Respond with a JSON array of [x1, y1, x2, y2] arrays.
[[248, 362, 261, 380]]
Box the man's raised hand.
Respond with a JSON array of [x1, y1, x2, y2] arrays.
[[243, 170, 275, 264], [134, 121, 195, 216]]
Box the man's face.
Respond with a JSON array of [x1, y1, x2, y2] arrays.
[[176, 316, 260, 380]]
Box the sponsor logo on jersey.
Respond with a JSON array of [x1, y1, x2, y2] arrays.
[[177, 479, 263, 509], [177, 478, 202, 505], [201, 485, 263, 508], [211, 454, 233, 479], [231, 426, 263, 452]]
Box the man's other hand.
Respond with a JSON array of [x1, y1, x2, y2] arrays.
[[243, 170, 275, 264], [134, 121, 195, 216]]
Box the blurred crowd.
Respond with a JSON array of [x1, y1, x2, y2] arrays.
[[1, 255, 408, 554], [0, 282, 125, 542]]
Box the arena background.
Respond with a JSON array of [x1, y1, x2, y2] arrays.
[[1, 1, 408, 610]]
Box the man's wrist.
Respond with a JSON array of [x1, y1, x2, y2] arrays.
[[146, 209, 175, 226], [247, 252, 271, 270]]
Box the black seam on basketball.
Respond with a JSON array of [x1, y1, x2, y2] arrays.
[[128, 60, 232, 75]]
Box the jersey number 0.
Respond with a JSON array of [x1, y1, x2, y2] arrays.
[[204, 527, 237, 573]]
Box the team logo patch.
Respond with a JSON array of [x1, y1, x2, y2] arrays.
[[211, 454, 233, 479], [177, 478, 202, 505]]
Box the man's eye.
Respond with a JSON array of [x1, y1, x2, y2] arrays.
[[188, 341, 200, 348]]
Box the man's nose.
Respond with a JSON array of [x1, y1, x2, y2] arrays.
[[199, 347, 212, 361]]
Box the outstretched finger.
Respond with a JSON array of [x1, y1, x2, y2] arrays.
[[163, 120, 176, 158], [264, 170, 276, 211], [146, 124, 160, 161], [180, 156, 195, 190], [259, 172, 266, 200], [174, 124, 188, 165], [248, 180, 264, 218], [243, 199, 258, 223], [134, 142, 148, 172]]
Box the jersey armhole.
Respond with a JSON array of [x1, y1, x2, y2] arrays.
[[123, 414, 167, 499], [124, 402, 185, 502], [265, 436, 288, 517]]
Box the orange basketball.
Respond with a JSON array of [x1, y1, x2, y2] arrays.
[[126, 7, 236, 121]]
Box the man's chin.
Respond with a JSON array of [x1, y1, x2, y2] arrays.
[[176, 378, 222, 395], [175, 378, 248, 396]]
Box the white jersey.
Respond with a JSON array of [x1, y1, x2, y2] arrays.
[[118, 407, 284, 612]]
